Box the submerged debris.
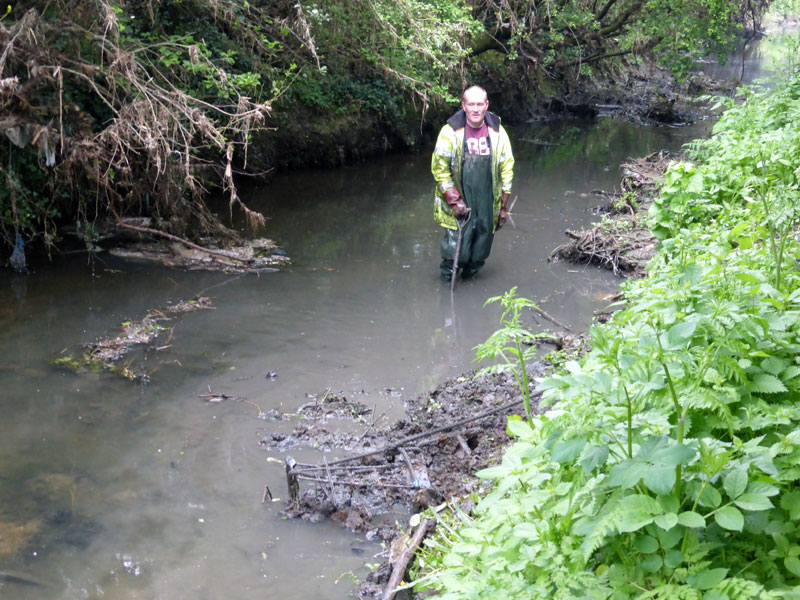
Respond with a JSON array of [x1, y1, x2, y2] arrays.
[[264, 367, 551, 541], [108, 238, 289, 273], [54, 297, 214, 381], [0, 520, 41, 557]]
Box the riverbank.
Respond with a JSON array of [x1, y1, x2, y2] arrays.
[[407, 42, 800, 600]]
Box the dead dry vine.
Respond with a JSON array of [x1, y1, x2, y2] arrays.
[[0, 1, 307, 252]]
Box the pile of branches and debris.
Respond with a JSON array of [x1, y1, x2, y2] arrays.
[[259, 364, 561, 599], [551, 151, 672, 277]]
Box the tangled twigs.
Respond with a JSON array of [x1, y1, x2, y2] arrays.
[[551, 225, 657, 277], [0, 3, 278, 250]]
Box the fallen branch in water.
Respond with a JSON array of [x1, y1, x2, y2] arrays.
[[114, 218, 252, 264], [383, 517, 434, 600]]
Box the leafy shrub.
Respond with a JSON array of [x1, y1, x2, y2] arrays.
[[414, 48, 800, 600]]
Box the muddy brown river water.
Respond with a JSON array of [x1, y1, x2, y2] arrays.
[[1, 31, 785, 596]]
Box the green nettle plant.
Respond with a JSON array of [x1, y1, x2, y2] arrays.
[[413, 59, 800, 600], [472, 288, 548, 422]]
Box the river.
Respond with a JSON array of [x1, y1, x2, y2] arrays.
[[0, 37, 781, 599]]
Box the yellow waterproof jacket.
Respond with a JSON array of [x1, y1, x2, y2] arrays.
[[431, 110, 514, 231]]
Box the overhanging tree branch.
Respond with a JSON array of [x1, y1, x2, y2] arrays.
[[599, 0, 645, 36]]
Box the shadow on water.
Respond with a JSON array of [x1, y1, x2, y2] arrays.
[[0, 65, 769, 597]]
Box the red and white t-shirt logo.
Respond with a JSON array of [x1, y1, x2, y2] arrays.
[[465, 123, 490, 155]]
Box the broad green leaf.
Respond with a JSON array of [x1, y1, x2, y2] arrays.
[[656, 525, 682, 550], [654, 512, 679, 531], [655, 443, 697, 466], [786, 556, 800, 577], [746, 481, 779, 496], [644, 465, 676, 496], [664, 549, 683, 569], [749, 373, 788, 394], [781, 491, 800, 519], [657, 494, 680, 514], [688, 568, 728, 590], [572, 515, 595, 536], [550, 436, 586, 464], [641, 554, 663, 573], [637, 436, 696, 466], [535, 376, 568, 392], [475, 465, 508, 479], [715, 506, 744, 531], [579, 444, 609, 474], [618, 495, 660, 533], [781, 365, 800, 380], [608, 460, 649, 490], [678, 511, 706, 528], [634, 535, 659, 554], [733, 493, 773, 511], [723, 466, 748, 499], [664, 319, 698, 350], [513, 522, 540, 540], [507, 419, 535, 440], [728, 222, 749, 238], [697, 485, 722, 508], [761, 356, 788, 375]]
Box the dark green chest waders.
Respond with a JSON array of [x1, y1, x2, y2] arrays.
[[439, 143, 495, 280]]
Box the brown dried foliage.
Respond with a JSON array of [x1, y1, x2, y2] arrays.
[[0, 1, 276, 246]]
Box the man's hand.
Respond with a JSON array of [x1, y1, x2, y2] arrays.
[[497, 192, 510, 229], [497, 207, 508, 229], [443, 187, 469, 218]]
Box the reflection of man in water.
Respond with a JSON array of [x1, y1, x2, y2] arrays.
[[431, 85, 514, 281]]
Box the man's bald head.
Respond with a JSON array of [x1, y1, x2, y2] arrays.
[[461, 86, 489, 128]]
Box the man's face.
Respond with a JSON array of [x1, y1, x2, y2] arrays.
[[462, 90, 488, 128]]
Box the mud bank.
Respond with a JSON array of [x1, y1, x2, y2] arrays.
[[260, 330, 585, 598]]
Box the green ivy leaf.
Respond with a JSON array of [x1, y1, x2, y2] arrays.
[[715, 506, 744, 531], [677, 511, 706, 528]]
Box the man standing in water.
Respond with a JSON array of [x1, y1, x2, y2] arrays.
[[431, 85, 514, 281]]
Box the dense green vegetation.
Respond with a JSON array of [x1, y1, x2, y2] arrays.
[[412, 34, 800, 600], [0, 0, 774, 260]]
